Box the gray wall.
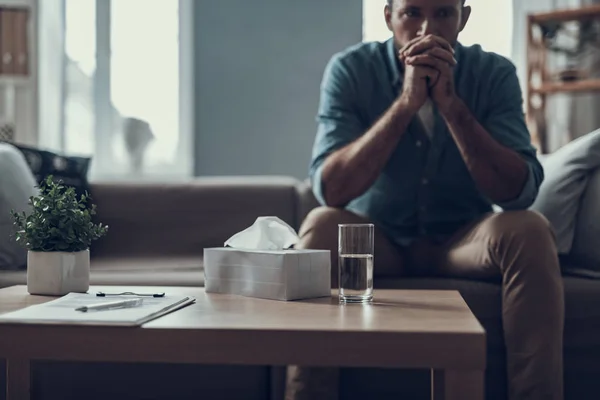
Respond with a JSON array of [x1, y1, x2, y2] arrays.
[[193, 0, 363, 178]]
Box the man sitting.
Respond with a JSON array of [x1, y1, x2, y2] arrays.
[[286, 0, 564, 399]]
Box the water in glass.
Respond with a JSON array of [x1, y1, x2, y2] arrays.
[[339, 253, 373, 303], [338, 223, 374, 303]]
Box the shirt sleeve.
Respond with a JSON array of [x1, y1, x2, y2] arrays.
[[310, 54, 364, 205], [481, 61, 544, 210]]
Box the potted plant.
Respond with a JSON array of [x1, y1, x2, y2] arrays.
[[11, 176, 108, 295]]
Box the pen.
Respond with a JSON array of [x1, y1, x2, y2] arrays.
[[96, 291, 165, 298], [75, 298, 144, 312]]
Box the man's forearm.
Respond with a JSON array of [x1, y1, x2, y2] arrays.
[[440, 99, 529, 203], [320, 97, 416, 207]]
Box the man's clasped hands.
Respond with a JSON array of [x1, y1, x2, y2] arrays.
[[398, 34, 458, 114]]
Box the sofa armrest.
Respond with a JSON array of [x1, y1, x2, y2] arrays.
[[89, 176, 302, 258]]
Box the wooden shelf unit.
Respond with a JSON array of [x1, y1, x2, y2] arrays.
[[529, 4, 600, 24], [0, 0, 36, 144], [531, 78, 600, 94], [0, 4, 32, 77], [526, 4, 600, 153]]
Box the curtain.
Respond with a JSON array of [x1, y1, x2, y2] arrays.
[[512, 0, 600, 153], [37, 0, 66, 150]]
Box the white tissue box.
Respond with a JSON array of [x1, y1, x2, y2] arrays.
[[203, 247, 331, 301]]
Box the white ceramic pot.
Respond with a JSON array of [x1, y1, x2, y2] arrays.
[[27, 250, 90, 295]]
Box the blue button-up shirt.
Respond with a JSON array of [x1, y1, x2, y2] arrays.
[[310, 38, 543, 245]]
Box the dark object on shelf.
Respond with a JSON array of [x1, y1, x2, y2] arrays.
[[557, 69, 588, 82]]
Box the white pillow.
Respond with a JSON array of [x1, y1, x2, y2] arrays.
[[0, 143, 38, 269], [530, 129, 600, 254]]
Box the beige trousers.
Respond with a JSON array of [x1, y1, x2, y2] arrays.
[[285, 207, 564, 400]]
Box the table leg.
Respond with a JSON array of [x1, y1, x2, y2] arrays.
[[6, 358, 30, 400], [431, 369, 484, 400]]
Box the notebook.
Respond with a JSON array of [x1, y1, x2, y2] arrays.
[[0, 292, 196, 327]]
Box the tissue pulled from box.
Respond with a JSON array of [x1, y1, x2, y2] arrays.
[[224, 216, 299, 250]]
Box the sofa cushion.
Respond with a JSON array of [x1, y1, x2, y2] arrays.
[[90, 257, 204, 286], [570, 166, 600, 277], [90, 176, 303, 258], [0, 256, 204, 289], [530, 129, 600, 254]]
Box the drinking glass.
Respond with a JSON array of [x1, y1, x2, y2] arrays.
[[338, 223, 374, 303]]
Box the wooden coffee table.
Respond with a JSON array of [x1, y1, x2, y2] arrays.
[[0, 285, 486, 400]]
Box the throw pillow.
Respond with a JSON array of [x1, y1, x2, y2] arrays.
[[0, 143, 38, 269], [568, 166, 600, 276], [530, 129, 600, 254], [5, 142, 92, 200]]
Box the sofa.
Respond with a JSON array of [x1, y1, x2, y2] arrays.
[[1, 176, 599, 400]]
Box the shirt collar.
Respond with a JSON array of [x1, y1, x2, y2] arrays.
[[385, 37, 464, 89]]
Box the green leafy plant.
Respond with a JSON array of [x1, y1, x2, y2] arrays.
[[11, 176, 108, 252]]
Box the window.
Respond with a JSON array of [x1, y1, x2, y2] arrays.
[[363, 0, 513, 59], [41, 0, 193, 180]]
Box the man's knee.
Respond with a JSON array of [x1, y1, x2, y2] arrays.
[[490, 210, 554, 243], [499, 210, 554, 241], [486, 210, 560, 275], [297, 207, 362, 249]]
